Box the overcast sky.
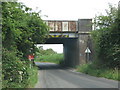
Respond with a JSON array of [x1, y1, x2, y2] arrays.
[[18, 0, 119, 53], [18, 0, 119, 20]]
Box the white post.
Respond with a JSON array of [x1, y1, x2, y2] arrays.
[[29, 59, 31, 68], [87, 53, 89, 63], [85, 47, 91, 63]]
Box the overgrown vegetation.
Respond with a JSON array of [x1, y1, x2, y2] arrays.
[[2, 1, 49, 88], [77, 63, 119, 80], [35, 47, 64, 64], [77, 4, 120, 80], [92, 4, 120, 68], [27, 67, 38, 88], [35, 53, 64, 64]]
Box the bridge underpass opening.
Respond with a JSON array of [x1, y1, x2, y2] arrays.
[[42, 37, 79, 67], [36, 44, 64, 65], [36, 37, 79, 67]]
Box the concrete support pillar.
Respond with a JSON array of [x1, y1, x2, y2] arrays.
[[63, 38, 79, 67], [78, 19, 93, 64]]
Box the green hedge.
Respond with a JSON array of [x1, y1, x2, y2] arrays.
[[2, 48, 29, 88], [91, 5, 120, 69], [2, 48, 38, 88]]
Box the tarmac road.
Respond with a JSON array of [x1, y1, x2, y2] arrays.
[[35, 62, 119, 88]]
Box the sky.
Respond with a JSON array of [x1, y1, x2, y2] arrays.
[[18, 0, 119, 20], [37, 44, 63, 53], [18, 0, 119, 53]]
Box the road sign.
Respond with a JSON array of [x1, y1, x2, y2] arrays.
[[28, 55, 34, 60], [85, 47, 91, 53]]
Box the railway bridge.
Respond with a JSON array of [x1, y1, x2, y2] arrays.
[[44, 19, 93, 67]]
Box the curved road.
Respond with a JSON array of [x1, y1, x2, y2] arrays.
[[35, 62, 118, 88]]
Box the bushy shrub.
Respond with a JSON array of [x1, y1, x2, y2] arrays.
[[2, 48, 29, 88], [2, 1, 49, 88], [91, 27, 120, 69], [91, 4, 120, 69]]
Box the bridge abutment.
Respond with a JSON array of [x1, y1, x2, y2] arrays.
[[78, 19, 93, 64]]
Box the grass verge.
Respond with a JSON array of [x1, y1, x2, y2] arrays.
[[35, 53, 64, 64], [76, 63, 119, 81], [27, 66, 38, 88]]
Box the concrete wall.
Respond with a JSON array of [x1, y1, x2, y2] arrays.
[[78, 19, 92, 32], [63, 38, 79, 67]]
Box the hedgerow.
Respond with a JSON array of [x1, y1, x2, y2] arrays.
[[91, 4, 120, 69], [2, 1, 49, 88]]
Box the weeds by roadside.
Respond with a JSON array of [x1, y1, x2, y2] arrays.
[[76, 63, 119, 81], [27, 66, 38, 88]]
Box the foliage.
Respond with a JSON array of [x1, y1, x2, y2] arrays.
[[94, 4, 118, 29], [27, 67, 38, 88], [37, 46, 57, 56], [77, 63, 119, 81], [35, 47, 63, 64], [2, 1, 49, 88], [91, 4, 120, 69], [2, 48, 29, 88], [35, 53, 64, 64], [2, 2, 49, 58]]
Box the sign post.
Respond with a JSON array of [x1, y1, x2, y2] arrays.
[[85, 47, 91, 63], [28, 55, 34, 68]]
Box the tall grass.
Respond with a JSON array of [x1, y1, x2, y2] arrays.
[[35, 53, 64, 64], [76, 63, 119, 81], [27, 66, 38, 88]]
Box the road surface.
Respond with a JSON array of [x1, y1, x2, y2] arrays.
[[35, 62, 119, 88]]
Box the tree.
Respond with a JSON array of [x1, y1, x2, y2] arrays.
[[37, 47, 57, 56], [2, 2, 49, 58], [94, 4, 118, 29], [2, 2, 49, 88], [92, 4, 120, 69]]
